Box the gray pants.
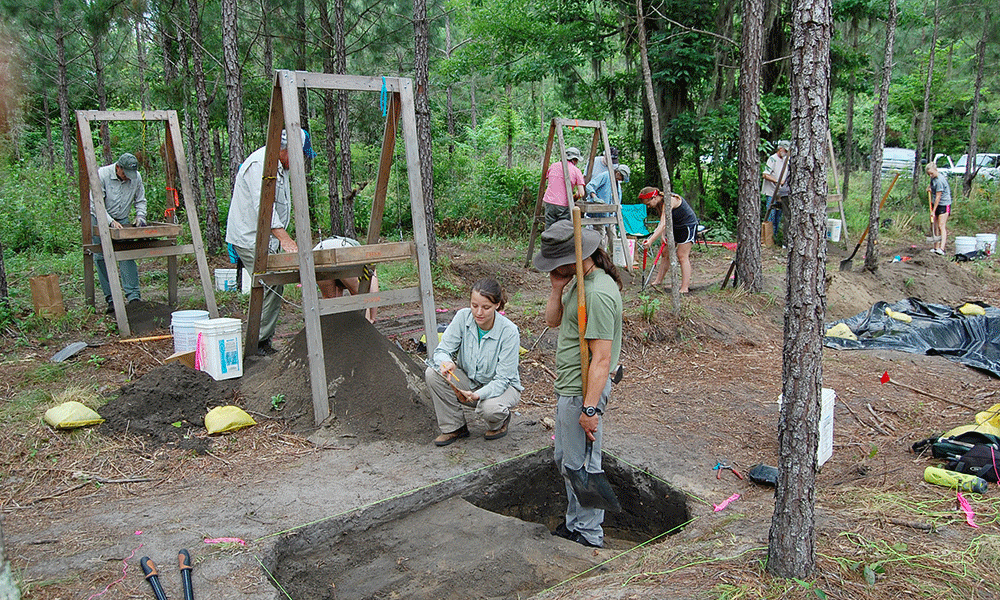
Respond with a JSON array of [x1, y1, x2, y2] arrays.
[[232, 244, 283, 344], [544, 203, 571, 229], [91, 215, 140, 304], [554, 378, 612, 547], [425, 366, 520, 433]]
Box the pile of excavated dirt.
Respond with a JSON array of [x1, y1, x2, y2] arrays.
[[239, 311, 436, 442], [97, 362, 241, 453]]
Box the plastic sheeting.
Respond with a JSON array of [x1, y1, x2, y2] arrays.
[[824, 298, 1000, 377]]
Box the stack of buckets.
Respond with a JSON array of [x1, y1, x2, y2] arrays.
[[170, 310, 243, 381]]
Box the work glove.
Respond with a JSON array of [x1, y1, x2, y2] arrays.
[[134, 216, 147, 227]]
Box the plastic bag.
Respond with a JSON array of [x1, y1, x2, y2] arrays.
[[204, 406, 256, 434], [44, 401, 105, 429]]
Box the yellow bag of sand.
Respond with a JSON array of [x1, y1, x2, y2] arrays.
[[204, 406, 256, 434], [44, 401, 105, 429], [975, 403, 1000, 429]]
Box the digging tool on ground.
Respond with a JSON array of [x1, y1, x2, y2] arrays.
[[840, 172, 899, 272], [927, 187, 941, 243], [140, 557, 169, 600], [641, 241, 666, 292], [178, 549, 194, 600], [564, 207, 621, 513]]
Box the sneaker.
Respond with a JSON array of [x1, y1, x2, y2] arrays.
[[256, 339, 278, 356], [932, 248, 944, 255], [105, 304, 115, 314]]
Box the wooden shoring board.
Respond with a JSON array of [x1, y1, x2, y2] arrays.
[[523, 118, 633, 270], [244, 70, 437, 426], [76, 110, 218, 337]]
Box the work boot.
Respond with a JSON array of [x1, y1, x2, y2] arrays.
[[256, 339, 277, 356], [433, 424, 469, 447]]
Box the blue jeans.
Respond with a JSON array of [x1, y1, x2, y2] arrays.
[[91, 215, 141, 304], [765, 196, 782, 240]]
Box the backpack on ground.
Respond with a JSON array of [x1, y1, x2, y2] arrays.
[[946, 445, 1000, 483]]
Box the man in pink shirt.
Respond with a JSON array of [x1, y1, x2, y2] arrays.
[[543, 146, 586, 227]]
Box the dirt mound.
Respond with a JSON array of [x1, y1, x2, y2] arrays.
[[97, 362, 241, 453], [240, 312, 436, 442]]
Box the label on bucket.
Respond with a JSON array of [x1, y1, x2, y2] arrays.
[[220, 338, 239, 374]]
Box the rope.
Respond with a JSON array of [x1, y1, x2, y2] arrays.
[[380, 77, 388, 117]]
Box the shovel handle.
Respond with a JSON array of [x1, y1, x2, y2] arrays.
[[848, 172, 900, 258], [572, 207, 590, 396]]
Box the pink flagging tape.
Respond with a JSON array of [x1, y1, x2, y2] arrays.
[[86, 540, 143, 600], [713, 493, 740, 512], [957, 492, 979, 528], [204, 537, 247, 546], [194, 332, 203, 369]]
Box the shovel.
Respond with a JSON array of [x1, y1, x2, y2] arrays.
[[926, 188, 941, 243], [840, 172, 899, 272], [564, 207, 621, 513]]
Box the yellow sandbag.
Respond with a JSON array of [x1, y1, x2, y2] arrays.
[[43, 401, 105, 429], [959, 303, 986, 316], [824, 323, 857, 340], [942, 422, 1000, 440], [975, 403, 1000, 428], [204, 406, 256, 434], [884, 307, 912, 323]]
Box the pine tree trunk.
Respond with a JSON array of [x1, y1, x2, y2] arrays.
[[736, 0, 764, 293], [864, 0, 897, 273], [135, 15, 149, 110], [636, 0, 680, 314], [767, 0, 831, 578], [54, 0, 74, 176], [842, 17, 857, 204], [912, 0, 938, 200], [222, 0, 245, 192], [962, 13, 989, 198], [178, 23, 203, 228], [92, 42, 112, 164], [186, 0, 221, 254], [43, 95, 55, 169], [413, 0, 437, 262], [0, 516, 20, 600], [334, 0, 355, 239]]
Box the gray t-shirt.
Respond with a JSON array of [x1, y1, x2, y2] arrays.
[[930, 175, 951, 207]]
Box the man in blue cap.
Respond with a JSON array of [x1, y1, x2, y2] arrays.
[[91, 152, 147, 313]]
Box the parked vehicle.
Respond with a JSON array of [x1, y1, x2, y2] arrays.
[[941, 153, 1000, 181], [880, 147, 915, 176]]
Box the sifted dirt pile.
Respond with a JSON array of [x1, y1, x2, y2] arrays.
[[239, 311, 436, 442]]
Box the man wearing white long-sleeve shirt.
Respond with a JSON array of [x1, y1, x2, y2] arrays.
[[91, 153, 147, 313], [225, 131, 300, 355]]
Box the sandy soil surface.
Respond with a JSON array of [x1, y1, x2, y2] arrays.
[[3, 236, 1000, 600]]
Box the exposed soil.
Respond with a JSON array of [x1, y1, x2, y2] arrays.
[[3, 236, 1000, 600]]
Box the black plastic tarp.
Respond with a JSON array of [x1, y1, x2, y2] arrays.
[[823, 298, 1000, 378]]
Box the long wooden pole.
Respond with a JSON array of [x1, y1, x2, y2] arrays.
[[572, 207, 589, 396]]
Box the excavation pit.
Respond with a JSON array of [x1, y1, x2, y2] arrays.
[[265, 448, 689, 600]]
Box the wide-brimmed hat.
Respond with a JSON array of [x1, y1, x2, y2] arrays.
[[564, 146, 583, 162], [615, 164, 631, 182], [532, 220, 602, 272]]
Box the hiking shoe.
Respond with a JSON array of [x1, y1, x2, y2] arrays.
[[484, 413, 511, 440], [552, 522, 574, 540], [256, 339, 278, 356], [570, 532, 604, 548], [434, 424, 470, 447]]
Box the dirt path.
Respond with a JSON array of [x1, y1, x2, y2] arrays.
[[4, 240, 999, 600]]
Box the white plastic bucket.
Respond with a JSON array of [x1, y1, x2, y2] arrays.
[[170, 310, 210, 354], [975, 233, 996, 255], [955, 236, 977, 255], [214, 268, 238, 292], [194, 318, 243, 381], [241, 268, 251, 294], [825, 219, 842, 243]]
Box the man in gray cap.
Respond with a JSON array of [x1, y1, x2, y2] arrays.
[[762, 140, 790, 241], [226, 130, 301, 355], [91, 152, 147, 312], [541, 146, 586, 228], [533, 220, 623, 548]]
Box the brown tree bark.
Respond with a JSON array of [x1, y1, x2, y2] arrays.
[[736, 0, 764, 293], [962, 13, 989, 198], [912, 0, 938, 200], [54, 0, 74, 176], [767, 0, 831, 578], [413, 0, 437, 263], [91, 42, 112, 164], [841, 16, 858, 204], [335, 0, 355, 239], [222, 0, 246, 192], [317, 0, 343, 236], [186, 0, 221, 253], [864, 0, 897, 273], [177, 27, 202, 214], [134, 14, 150, 110], [636, 0, 680, 314]]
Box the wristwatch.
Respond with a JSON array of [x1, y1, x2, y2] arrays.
[[581, 405, 601, 417]]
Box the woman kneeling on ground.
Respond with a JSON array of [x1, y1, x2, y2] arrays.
[[425, 278, 523, 446], [640, 187, 698, 293]]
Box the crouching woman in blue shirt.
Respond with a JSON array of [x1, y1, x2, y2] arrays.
[[426, 278, 523, 446]]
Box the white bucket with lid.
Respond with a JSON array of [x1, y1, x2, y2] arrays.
[[975, 233, 996, 255], [171, 310, 210, 354], [955, 236, 977, 255], [825, 219, 842, 243], [194, 318, 244, 381]]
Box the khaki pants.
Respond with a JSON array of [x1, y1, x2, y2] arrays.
[[425, 366, 520, 434]]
